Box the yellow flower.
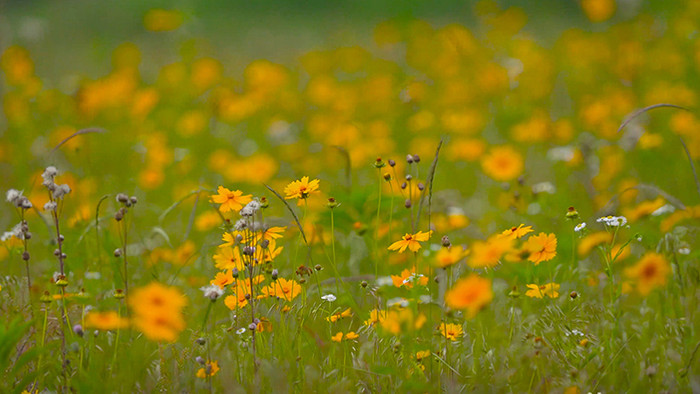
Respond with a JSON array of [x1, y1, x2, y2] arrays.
[[327, 308, 352, 323], [624, 252, 671, 295], [525, 233, 557, 265], [391, 267, 428, 288], [211, 186, 252, 213], [468, 235, 513, 268], [213, 247, 244, 271], [364, 309, 388, 327], [438, 322, 463, 341], [284, 176, 320, 200], [499, 224, 533, 240], [445, 274, 493, 318], [415, 350, 431, 361], [481, 145, 524, 182], [345, 331, 359, 340], [210, 270, 234, 289], [261, 278, 301, 301], [525, 283, 560, 298], [388, 230, 432, 253], [84, 311, 129, 331], [578, 231, 613, 256], [580, 0, 615, 23], [434, 245, 468, 268], [129, 282, 187, 342], [196, 360, 220, 379], [331, 332, 343, 342]]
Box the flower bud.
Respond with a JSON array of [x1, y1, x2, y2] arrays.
[[327, 197, 339, 209], [114, 248, 122, 257], [248, 323, 257, 331], [360, 281, 368, 288], [196, 356, 206, 365], [404, 199, 412, 209], [73, 324, 84, 337], [114, 289, 125, 299], [373, 157, 386, 168], [195, 337, 206, 345], [417, 182, 425, 191], [566, 206, 579, 220], [441, 235, 451, 248], [406, 154, 414, 164], [405, 174, 413, 181], [388, 159, 396, 167], [271, 269, 278, 280], [22, 251, 30, 261], [129, 196, 138, 205], [231, 268, 239, 279], [314, 264, 322, 271], [116, 193, 129, 203]]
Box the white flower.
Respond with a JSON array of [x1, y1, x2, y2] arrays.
[[376, 276, 393, 286], [1, 223, 24, 241], [240, 200, 261, 217], [52, 184, 71, 199], [531, 182, 556, 194], [678, 247, 691, 255], [651, 204, 675, 216], [236, 327, 246, 335], [42, 166, 58, 182], [320, 294, 336, 302], [233, 219, 247, 231], [387, 297, 409, 308], [596, 215, 627, 227], [6, 189, 22, 204], [200, 285, 224, 300], [44, 201, 57, 211], [574, 222, 586, 232]]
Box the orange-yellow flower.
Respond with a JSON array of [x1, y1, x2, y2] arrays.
[[345, 331, 359, 340], [525, 233, 557, 265], [624, 252, 671, 295], [196, 360, 220, 379], [261, 278, 301, 301], [213, 247, 243, 271], [388, 230, 432, 253], [211, 186, 252, 213], [391, 267, 428, 288], [445, 274, 493, 318], [284, 176, 320, 200], [129, 282, 187, 342], [481, 145, 524, 182], [434, 245, 469, 268], [525, 283, 560, 298], [468, 235, 513, 268], [499, 224, 534, 240], [331, 332, 343, 342], [327, 308, 353, 323], [210, 270, 234, 289], [84, 311, 129, 331], [438, 322, 463, 341]]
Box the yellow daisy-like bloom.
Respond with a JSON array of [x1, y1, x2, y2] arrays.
[[434, 245, 469, 268], [327, 308, 353, 323], [525, 283, 560, 298], [391, 267, 428, 289], [84, 311, 129, 331], [624, 252, 671, 295], [438, 322, 463, 341], [481, 145, 524, 182], [345, 331, 359, 340], [578, 231, 613, 256], [415, 350, 431, 361], [499, 224, 534, 240], [331, 332, 343, 342], [210, 270, 234, 289], [445, 274, 493, 318], [128, 282, 187, 342], [211, 186, 252, 213], [388, 230, 432, 253], [196, 360, 220, 379], [261, 277, 301, 301], [284, 176, 320, 200], [525, 233, 557, 265], [468, 235, 513, 268], [213, 247, 244, 271]]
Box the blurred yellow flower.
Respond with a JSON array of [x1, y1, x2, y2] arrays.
[[481, 146, 524, 182], [581, 0, 616, 23], [434, 245, 468, 268], [525, 283, 560, 298], [196, 360, 220, 379], [129, 282, 187, 342], [438, 322, 463, 341], [525, 233, 557, 265], [445, 274, 493, 318], [144, 9, 183, 32], [468, 235, 513, 268], [624, 252, 670, 295], [84, 311, 129, 331], [261, 278, 301, 301]]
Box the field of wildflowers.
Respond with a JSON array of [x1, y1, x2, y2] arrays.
[[1, 0, 700, 392]]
